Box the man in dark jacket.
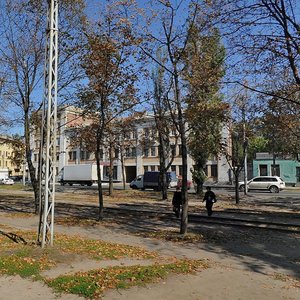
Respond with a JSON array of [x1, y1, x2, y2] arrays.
[[203, 186, 216, 216], [172, 187, 182, 218]]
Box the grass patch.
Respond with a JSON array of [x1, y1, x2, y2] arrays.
[[55, 234, 158, 260], [0, 247, 55, 279], [47, 259, 207, 299], [0, 183, 26, 191]]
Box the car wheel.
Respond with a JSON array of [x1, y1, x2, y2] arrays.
[[239, 184, 245, 192], [269, 185, 279, 193], [131, 185, 137, 189]]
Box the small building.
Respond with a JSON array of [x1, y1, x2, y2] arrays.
[[0, 135, 24, 177], [253, 153, 300, 186]]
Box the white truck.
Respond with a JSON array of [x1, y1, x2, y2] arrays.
[[59, 164, 103, 186], [0, 169, 9, 180]]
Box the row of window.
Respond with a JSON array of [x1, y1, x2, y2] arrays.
[[0, 160, 10, 167], [259, 164, 280, 176], [142, 165, 218, 178], [64, 145, 183, 161], [0, 150, 11, 157], [122, 127, 178, 141]]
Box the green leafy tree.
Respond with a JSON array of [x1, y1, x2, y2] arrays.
[[185, 27, 229, 194]]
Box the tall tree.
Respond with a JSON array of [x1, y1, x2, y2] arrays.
[[0, 0, 86, 211], [152, 52, 178, 200], [140, 0, 222, 234], [184, 27, 228, 194], [78, 0, 139, 220]]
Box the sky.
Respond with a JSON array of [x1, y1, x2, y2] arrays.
[[1, 0, 299, 135]]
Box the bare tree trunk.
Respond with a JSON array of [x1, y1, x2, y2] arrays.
[[120, 152, 126, 190], [158, 143, 168, 200], [174, 73, 188, 235], [96, 132, 104, 220], [180, 137, 189, 234], [24, 112, 39, 213], [234, 172, 240, 204]]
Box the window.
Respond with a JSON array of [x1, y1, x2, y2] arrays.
[[171, 145, 176, 156], [143, 147, 149, 157], [86, 152, 91, 160], [34, 154, 38, 162], [178, 144, 182, 156], [211, 165, 218, 177], [259, 165, 268, 176], [131, 147, 136, 157], [73, 151, 77, 161], [144, 166, 149, 172], [125, 148, 130, 157], [151, 165, 156, 171], [253, 177, 262, 182], [132, 130, 137, 139], [171, 165, 176, 173], [68, 151, 77, 161], [151, 146, 156, 156], [271, 164, 280, 176], [80, 151, 85, 160], [114, 148, 119, 159], [113, 166, 118, 180]]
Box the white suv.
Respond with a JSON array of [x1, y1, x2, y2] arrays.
[[239, 176, 285, 193]]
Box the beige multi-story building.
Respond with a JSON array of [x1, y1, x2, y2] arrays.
[[0, 135, 24, 178], [31, 106, 232, 184]]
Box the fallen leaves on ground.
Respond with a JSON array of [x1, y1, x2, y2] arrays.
[[47, 259, 208, 299]]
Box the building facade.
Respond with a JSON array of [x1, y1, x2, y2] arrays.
[[0, 135, 24, 178], [31, 106, 232, 184], [253, 153, 300, 186]]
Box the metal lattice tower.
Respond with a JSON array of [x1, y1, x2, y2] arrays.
[[38, 0, 58, 247]]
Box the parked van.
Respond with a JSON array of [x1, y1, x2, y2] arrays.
[[130, 171, 177, 190]]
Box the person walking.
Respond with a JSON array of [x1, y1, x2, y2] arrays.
[[203, 186, 216, 216], [172, 187, 182, 218]]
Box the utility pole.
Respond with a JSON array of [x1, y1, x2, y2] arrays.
[[38, 0, 58, 247]]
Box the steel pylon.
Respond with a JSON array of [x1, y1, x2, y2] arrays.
[[38, 0, 58, 247]]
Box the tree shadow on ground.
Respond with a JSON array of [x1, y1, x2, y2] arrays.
[[0, 195, 299, 280]]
